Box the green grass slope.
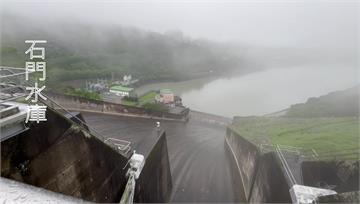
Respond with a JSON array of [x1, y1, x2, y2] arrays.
[[230, 87, 360, 160], [229, 116, 359, 160]]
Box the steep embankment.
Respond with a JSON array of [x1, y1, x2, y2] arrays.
[[1, 108, 129, 202], [1, 108, 172, 203]]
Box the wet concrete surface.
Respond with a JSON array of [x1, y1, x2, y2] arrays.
[[82, 111, 245, 202]]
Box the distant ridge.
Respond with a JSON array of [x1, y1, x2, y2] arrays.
[[267, 85, 359, 118]]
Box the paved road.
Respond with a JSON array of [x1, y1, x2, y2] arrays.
[[82, 111, 245, 202]]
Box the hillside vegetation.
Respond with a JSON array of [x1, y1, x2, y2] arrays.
[[285, 86, 359, 117], [230, 86, 359, 160], [1, 16, 246, 90], [230, 116, 359, 160]]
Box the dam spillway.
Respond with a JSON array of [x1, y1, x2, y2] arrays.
[[82, 111, 246, 202], [1, 104, 358, 203]]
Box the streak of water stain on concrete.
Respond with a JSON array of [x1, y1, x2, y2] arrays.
[[82, 111, 246, 202]]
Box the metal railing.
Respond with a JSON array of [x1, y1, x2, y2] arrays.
[[275, 145, 298, 186], [260, 142, 359, 188], [260, 143, 360, 161], [120, 173, 136, 204], [260, 144, 309, 156]]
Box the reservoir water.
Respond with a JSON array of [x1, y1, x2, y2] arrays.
[[138, 64, 358, 117]]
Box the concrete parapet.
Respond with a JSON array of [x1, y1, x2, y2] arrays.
[[225, 127, 259, 200], [1, 108, 129, 202], [134, 131, 172, 202], [1, 108, 173, 203], [225, 127, 292, 203]]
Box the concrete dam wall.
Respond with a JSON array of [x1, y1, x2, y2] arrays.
[[225, 127, 292, 203], [1, 108, 172, 202], [135, 131, 172, 202], [249, 152, 292, 203], [46, 92, 189, 121]]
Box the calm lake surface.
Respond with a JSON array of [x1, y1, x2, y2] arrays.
[[138, 65, 358, 117]]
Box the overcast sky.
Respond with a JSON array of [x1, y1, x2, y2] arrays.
[[1, 0, 358, 48]]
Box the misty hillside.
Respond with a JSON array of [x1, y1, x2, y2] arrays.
[[1, 15, 249, 87], [285, 86, 359, 118]]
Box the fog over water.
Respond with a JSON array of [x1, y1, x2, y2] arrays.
[[181, 65, 358, 117], [2, 0, 358, 118]]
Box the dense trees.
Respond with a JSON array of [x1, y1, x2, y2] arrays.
[[1, 18, 242, 88], [286, 86, 359, 118]]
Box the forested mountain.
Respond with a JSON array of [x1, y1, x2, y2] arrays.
[[285, 86, 359, 117], [2, 13, 349, 90], [1, 15, 248, 86]]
